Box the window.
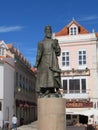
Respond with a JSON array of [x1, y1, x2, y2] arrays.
[[69, 24, 78, 35], [62, 78, 86, 94], [66, 115, 71, 120], [23, 77, 25, 89], [0, 47, 6, 56], [63, 80, 67, 92], [62, 52, 69, 67], [70, 27, 77, 35], [69, 79, 80, 93], [0, 48, 1, 55], [26, 78, 28, 91], [19, 75, 22, 87], [73, 115, 77, 118], [78, 50, 86, 65], [0, 102, 2, 110], [16, 72, 18, 87], [81, 79, 86, 93]]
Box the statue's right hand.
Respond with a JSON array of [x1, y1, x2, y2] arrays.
[[34, 67, 37, 72]]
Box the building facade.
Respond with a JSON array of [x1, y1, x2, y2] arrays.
[[0, 41, 37, 128], [53, 20, 98, 125]]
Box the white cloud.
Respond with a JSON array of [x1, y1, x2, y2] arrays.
[[0, 26, 24, 33], [78, 15, 98, 22]]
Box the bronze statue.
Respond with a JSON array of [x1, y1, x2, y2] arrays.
[[34, 26, 61, 97]]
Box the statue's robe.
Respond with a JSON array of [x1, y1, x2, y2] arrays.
[[35, 38, 61, 92]]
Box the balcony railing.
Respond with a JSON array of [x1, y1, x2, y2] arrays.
[[61, 89, 90, 99], [63, 89, 89, 94]]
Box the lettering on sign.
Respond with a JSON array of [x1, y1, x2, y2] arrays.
[[66, 102, 93, 108]]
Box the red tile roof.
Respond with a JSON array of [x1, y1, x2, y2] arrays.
[[6, 44, 13, 49], [6, 44, 31, 68], [31, 67, 36, 72], [0, 56, 5, 58], [96, 33, 98, 38], [55, 20, 89, 36], [31, 67, 37, 77]]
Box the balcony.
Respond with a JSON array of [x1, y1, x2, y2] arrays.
[[62, 89, 90, 99]]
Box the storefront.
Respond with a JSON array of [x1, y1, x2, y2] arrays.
[[16, 99, 37, 125], [66, 101, 93, 125]]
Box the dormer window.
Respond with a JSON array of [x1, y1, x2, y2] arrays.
[[0, 47, 6, 56], [0, 41, 7, 57], [70, 27, 76, 35], [69, 24, 78, 35]]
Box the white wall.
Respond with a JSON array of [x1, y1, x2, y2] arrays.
[[0, 63, 4, 128], [0, 64, 4, 98], [3, 61, 15, 124], [0, 59, 15, 128]]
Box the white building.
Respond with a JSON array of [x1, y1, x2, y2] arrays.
[[0, 40, 37, 128], [0, 41, 15, 128]]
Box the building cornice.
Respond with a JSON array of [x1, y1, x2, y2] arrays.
[[53, 33, 97, 44]]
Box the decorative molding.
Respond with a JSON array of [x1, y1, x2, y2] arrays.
[[61, 68, 90, 77]]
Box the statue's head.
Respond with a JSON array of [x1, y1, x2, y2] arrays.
[[44, 25, 52, 38]]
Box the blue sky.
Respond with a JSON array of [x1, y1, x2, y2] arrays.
[[0, 0, 98, 66]]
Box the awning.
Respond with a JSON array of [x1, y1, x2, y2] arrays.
[[80, 108, 98, 116], [66, 108, 98, 116], [16, 99, 37, 108], [24, 103, 29, 108], [66, 109, 82, 115]]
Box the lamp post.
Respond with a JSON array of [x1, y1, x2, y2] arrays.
[[14, 86, 21, 116], [17, 87, 21, 93]]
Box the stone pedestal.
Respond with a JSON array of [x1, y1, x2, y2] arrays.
[[38, 98, 66, 130]]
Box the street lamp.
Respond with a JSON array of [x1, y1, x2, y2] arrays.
[[17, 87, 21, 92]]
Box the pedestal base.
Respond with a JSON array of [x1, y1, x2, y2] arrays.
[[38, 98, 66, 130]]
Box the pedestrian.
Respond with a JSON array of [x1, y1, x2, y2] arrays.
[[11, 114, 18, 130], [20, 117, 24, 126]]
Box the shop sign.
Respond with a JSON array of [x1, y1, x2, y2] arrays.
[[66, 101, 93, 108]]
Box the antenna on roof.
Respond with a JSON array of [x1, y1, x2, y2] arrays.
[[16, 43, 20, 51], [92, 28, 95, 33], [72, 17, 75, 21]]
